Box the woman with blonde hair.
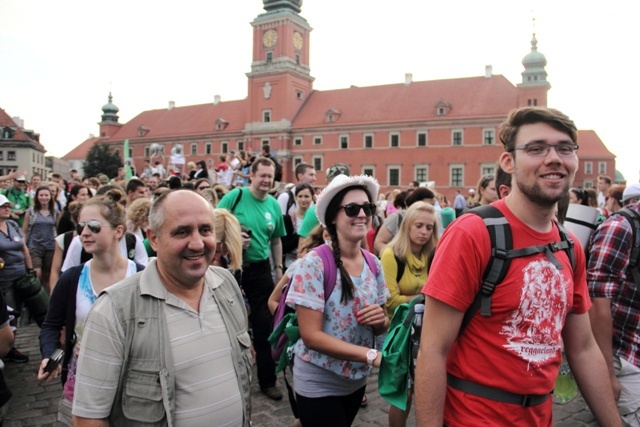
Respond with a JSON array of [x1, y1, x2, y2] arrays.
[[212, 208, 243, 271], [380, 201, 438, 427], [126, 198, 151, 241]]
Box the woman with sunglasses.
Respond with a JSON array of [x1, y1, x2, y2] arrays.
[[56, 184, 91, 235], [467, 174, 498, 209], [37, 194, 145, 425], [285, 175, 389, 427], [380, 201, 439, 427]]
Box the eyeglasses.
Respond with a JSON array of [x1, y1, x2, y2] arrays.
[[76, 220, 111, 235], [512, 142, 579, 157], [198, 186, 211, 190], [0, 204, 12, 209], [339, 203, 377, 217]]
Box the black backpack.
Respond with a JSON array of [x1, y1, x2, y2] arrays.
[[459, 205, 576, 335], [614, 207, 640, 286]]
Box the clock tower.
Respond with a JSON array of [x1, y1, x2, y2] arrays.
[[246, 0, 314, 139]]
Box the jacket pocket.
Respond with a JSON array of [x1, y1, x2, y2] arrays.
[[122, 369, 165, 423]]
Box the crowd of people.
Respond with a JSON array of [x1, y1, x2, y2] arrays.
[[0, 108, 638, 426]]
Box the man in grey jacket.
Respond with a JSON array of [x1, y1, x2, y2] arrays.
[[73, 190, 252, 426]]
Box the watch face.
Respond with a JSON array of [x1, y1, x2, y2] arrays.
[[263, 29, 278, 48], [293, 32, 303, 50]]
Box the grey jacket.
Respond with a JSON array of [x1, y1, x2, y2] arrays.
[[103, 262, 252, 426]]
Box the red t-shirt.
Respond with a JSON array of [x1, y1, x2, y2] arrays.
[[424, 199, 590, 426]]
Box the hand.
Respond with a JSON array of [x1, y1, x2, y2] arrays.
[[611, 374, 621, 401], [241, 232, 251, 250], [37, 358, 62, 382], [356, 303, 386, 327]]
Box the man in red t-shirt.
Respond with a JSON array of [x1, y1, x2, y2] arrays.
[[414, 107, 622, 427]]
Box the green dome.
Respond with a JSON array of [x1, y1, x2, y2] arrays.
[[263, 0, 302, 13], [522, 34, 547, 67], [101, 92, 119, 123]]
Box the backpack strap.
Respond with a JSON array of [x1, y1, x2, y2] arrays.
[[230, 187, 244, 214], [460, 205, 576, 336], [616, 208, 640, 286], [125, 232, 136, 261], [394, 254, 406, 284], [285, 189, 295, 214]]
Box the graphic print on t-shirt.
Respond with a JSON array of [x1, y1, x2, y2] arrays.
[[500, 259, 568, 369]]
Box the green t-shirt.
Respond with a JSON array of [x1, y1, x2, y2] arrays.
[[218, 187, 285, 263], [298, 204, 319, 238], [3, 187, 32, 227]]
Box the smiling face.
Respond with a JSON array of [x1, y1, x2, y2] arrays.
[[502, 122, 578, 209], [77, 205, 123, 255], [333, 188, 372, 243], [36, 188, 51, 209], [148, 191, 216, 290]]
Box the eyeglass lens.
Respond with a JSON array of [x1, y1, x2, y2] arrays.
[[342, 203, 376, 217], [76, 220, 103, 235]]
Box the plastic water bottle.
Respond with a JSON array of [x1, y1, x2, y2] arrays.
[[411, 304, 425, 382], [553, 351, 578, 404]]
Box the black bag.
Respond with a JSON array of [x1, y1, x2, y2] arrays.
[[14, 271, 49, 327]]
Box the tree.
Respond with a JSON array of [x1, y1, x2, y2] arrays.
[[83, 143, 123, 179]]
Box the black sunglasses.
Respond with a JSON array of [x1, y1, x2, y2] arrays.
[[76, 220, 109, 235], [339, 203, 376, 217], [198, 185, 211, 190]]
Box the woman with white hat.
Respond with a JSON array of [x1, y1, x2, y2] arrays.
[[285, 175, 389, 427]]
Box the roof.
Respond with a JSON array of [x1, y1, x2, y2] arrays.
[[576, 130, 615, 159], [106, 99, 250, 141], [63, 136, 104, 160], [0, 107, 46, 151], [292, 75, 519, 128]]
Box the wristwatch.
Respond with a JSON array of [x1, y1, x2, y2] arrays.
[[366, 349, 378, 366]]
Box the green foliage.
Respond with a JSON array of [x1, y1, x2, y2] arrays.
[[83, 143, 123, 178]]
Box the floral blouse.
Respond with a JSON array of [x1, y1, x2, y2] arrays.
[[285, 248, 389, 380]]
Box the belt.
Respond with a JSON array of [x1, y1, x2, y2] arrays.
[[242, 259, 270, 269], [447, 374, 550, 407]]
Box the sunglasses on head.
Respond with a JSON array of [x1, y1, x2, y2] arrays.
[[76, 220, 109, 235], [339, 203, 376, 217], [198, 185, 211, 190]]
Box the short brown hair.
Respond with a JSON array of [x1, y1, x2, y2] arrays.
[[499, 107, 577, 152], [251, 157, 275, 173]]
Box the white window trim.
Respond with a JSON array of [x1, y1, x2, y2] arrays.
[[312, 154, 323, 171], [387, 165, 401, 187], [482, 128, 495, 145], [292, 156, 303, 170], [313, 135, 323, 145], [451, 129, 464, 146], [449, 164, 465, 187], [362, 165, 375, 177], [364, 133, 374, 149], [340, 134, 349, 149], [417, 131, 428, 147], [221, 141, 229, 154], [480, 163, 496, 176], [205, 143, 212, 155], [294, 137, 302, 146], [389, 132, 400, 148], [584, 161, 593, 174], [414, 164, 429, 182], [190, 143, 198, 155], [598, 162, 607, 174], [263, 109, 272, 123]]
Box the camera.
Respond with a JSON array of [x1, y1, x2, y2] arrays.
[[44, 348, 64, 374]]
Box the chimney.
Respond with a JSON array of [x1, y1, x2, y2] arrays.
[[168, 100, 175, 110], [485, 65, 493, 78], [12, 116, 24, 128], [404, 73, 413, 86], [89, 133, 94, 139], [214, 94, 221, 105]]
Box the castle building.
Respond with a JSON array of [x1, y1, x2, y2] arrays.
[[0, 108, 47, 178], [64, 0, 616, 197]]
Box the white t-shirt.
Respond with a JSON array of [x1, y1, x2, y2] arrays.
[[61, 234, 149, 272]]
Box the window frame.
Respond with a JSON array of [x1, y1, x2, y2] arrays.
[[390, 133, 400, 148], [388, 166, 401, 187], [483, 129, 495, 146], [452, 129, 463, 146], [364, 133, 374, 149], [450, 164, 464, 187], [417, 131, 427, 147]]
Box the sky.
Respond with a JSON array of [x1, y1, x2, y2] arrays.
[[1, 0, 638, 182]]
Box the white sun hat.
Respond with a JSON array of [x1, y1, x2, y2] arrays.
[[315, 174, 379, 227]]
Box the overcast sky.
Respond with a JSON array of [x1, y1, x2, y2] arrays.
[[1, 0, 638, 182]]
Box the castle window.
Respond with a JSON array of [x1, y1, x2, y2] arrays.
[[452, 130, 463, 146], [390, 133, 400, 148], [388, 167, 400, 186], [263, 110, 271, 123], [340, 135, 349, 149], [483, 129, 495, 145], [364, 134, 373, 149], [266, 52, 273, 63], [417, 132, 427, 147]]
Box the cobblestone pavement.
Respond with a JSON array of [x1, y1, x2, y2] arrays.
[[3, 324, 599, 426]]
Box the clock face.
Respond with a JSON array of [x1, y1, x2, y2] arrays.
[[293, 32, 303, 50], [263, 29, 278, 48]]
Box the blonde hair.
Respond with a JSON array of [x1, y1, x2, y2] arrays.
[[387, 201, 438, 261], [127, 198, 151, 228], [214, 208, 243, 269]]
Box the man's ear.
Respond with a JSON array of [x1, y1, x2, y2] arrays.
[[499, 151, 515, 174], [147, 227, 160, 252]]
